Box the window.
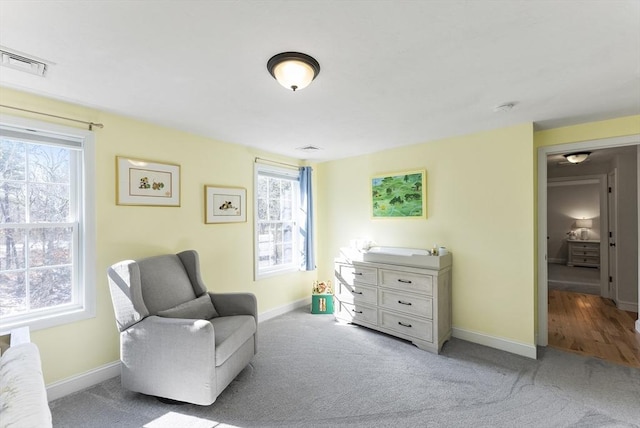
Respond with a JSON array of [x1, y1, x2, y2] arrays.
[[0, 116, 95, 332], [254, 164, 300, 279]]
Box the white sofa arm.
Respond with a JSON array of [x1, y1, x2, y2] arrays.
[[0, 341, 52, 428]]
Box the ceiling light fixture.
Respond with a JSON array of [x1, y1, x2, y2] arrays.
[[564, 152, 591, 164], [267, 52, 320, 92]]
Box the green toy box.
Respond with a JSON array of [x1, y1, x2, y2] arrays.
[[311, 294, 334, 314]]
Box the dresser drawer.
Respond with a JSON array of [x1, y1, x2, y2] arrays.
[[571, 242, 599, 250], [335, 262, 357, 286], [336, 301, 377, 325], [379, 269, 433, 295], [571, 256, 600, 265], [379, 310, 433, 342], [335, 282, 377, 305], [571, 248, 599, 257], [379, 289, 432, 319], [569, 242, 599, 256], [352, 264, 378, 285]]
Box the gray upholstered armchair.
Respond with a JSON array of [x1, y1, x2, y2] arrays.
[[107, 250, 257, 405]]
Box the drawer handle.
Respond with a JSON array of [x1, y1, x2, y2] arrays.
[[398, 300, 412, 306], [352, 290, 363, 295], [352, 309, 363, 314], [398, 321, 412, 328], [397, 279, 412, 284], [354, 272, 363, 276]]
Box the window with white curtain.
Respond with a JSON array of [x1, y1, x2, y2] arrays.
[[0, 115, 95, 331], [254, 163, 300, 279]]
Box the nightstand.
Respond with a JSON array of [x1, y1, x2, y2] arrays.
[[567, 240, 600, 268]]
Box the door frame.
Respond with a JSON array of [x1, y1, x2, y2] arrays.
[[537, 134, 640, 346], [608, 170, 618, 301]]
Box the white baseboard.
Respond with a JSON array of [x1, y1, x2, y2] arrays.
[[258, 297, 310, 323], [616, 300, 639, 313], [452, 327, 537, 359], [46, 360, 120, 402]]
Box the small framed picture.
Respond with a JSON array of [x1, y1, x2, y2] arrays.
[[205, 185, 247, 224], [371, 169, 426, 219], [116, 157, 180, 206]]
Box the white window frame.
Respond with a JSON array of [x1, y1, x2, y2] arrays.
[[0, 114, 96, 333], [254, 163, 300, 280]]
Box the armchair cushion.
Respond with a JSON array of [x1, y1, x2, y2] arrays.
[[209, 315, 256, 366], [137, 254, 197, 314], [157, 294, 219, 319]]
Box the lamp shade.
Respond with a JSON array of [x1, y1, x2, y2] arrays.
[[564, 152, 591, 164], [267, 52, 320, 91], [576, 218, 592, 228]]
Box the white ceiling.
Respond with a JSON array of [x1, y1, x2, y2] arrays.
[[1, 1, 639, 162]]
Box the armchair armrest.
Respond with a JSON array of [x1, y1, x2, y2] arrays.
[[121, 316, 216, 402], [123, 315, 215, 359], [209, 292, 257, 319], [129, 313, 213, 333]]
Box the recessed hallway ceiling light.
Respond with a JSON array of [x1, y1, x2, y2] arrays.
[[564, 152, 591, 164]]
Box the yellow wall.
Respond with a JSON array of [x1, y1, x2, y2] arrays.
[[3, 83, 637, 386], [0, 87, 316, 384], [317, 124, 536, 345], [534, 115, 640, 147]]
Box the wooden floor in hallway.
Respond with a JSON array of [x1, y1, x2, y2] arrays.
[[548, 289, 640, 368]]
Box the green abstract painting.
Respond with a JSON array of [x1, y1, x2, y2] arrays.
[[371, 170, 426, 218]]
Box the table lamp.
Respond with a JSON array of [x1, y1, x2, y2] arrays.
[[576, 218, 592, 240]]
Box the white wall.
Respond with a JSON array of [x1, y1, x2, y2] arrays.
[[615, 150, 639, 308]]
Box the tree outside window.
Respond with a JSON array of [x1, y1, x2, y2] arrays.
[[1, 138, 75, 319], [255, 165, 299, 278]]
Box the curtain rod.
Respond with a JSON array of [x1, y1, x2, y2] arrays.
[[0, 104, 104, 131], [255, 157, 301, 170]]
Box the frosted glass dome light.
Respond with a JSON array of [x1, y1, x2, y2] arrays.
[[564, 152, 591, 164], [267, 52, 320, 92]]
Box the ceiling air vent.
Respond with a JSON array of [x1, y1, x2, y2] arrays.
[[0, 48, 49, 77]]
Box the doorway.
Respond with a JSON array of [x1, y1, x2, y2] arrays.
[[546, 175, 607, 296], [537, 135, 640, 365]]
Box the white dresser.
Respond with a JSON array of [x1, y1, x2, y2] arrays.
[[334, 254, 452, 354], [566, 240, 600, 268]]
